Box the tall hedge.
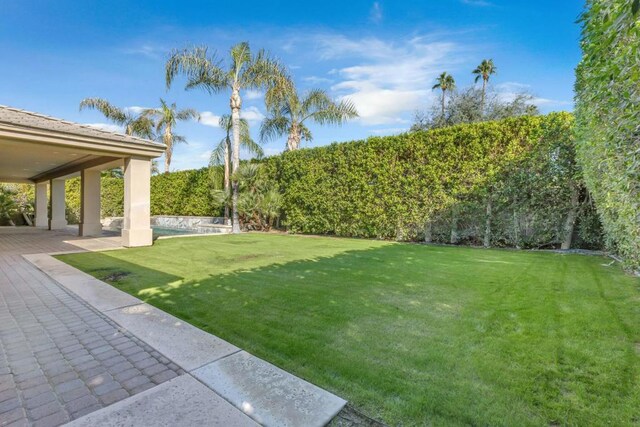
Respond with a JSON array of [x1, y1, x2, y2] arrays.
[[265, 113, 602, 249], [65, 168, 220, 221], [575, 0, 640, 269]]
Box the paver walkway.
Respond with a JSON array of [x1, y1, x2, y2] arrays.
[[0, 227, 346, 427], [0, 229, 182, 427]]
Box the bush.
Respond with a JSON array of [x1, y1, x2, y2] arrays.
[[64, 168, 221, 220], [265, 113, 602, 249], [575, 0, 640, 269]]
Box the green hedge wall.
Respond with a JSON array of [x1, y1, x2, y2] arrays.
[[265, 113, 602, 248], [65, 168, 220, 221], [575, 1, 640, 269]]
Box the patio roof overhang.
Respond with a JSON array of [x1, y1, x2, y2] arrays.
[[0, 105, 166, 183], [0, 104, 166, 247]]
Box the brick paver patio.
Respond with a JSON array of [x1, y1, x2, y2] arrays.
[[0, 229, 183, 427]]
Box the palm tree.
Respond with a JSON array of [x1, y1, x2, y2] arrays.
[[79, 98, 155, 139], [166, 42, 286, 233], [432, 72, 456, 119], [143, 99, 199, 173], [210, 114, 263, 222], [472, 59, 497, 113], [261, 88, 358, 151]]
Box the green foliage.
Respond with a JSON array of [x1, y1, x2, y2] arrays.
[[0, 186, 18, 225], [212, 163, 281, 230], [266, 113, 601, 249], [575, 0, 640, 269], [64, 169, 220, 220]]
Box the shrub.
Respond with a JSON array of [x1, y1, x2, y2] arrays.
[[265, 113, 602, 249], [575, 0, 640, 269]]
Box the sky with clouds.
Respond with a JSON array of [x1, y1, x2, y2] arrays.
[[0, 0, 583, 171]]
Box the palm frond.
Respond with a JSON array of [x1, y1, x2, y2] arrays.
[[260, 115, 290, 143], [165, 46, 228, 93], [79, 98, 128, 125]]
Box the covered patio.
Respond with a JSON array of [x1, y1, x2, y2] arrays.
[[0, 105, 165, 247]]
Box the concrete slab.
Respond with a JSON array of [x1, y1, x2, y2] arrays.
[[193, 351, 347, 427], [105, 303, 239, 372], [64, 374, 258, 427], [23, 253, 141, 312]]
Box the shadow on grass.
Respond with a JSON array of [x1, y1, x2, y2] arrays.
[[58, 243, 640, 426]]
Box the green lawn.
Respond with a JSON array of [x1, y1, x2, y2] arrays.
[[57, 234, 640, 426]]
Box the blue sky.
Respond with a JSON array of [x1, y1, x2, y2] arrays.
[[0, 0, 583, 171]]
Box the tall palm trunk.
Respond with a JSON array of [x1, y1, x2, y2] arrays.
[[287, 123, 301, 151], [163, 125, 172, 174], [441, 89, 446, 118], [223, 138, 231, 223], [230, 88, 242, 234], [480, 78, 487, 115]]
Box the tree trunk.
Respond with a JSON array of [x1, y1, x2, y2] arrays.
[[164, 125, 172, 174], [561, 181, 580, 250], [450, 206, 459, 245], [230, 88, 242, 234], [481, 79, 486, 115], [286, 124, 301, 151], [483, 193, 492, 248], [424, 220, 432, 243], [441, 89, 446, 118], [223, 138, 231, 224]]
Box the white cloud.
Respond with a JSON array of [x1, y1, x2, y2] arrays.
[[370, 127, 407, 135], [199, 150, 212, 160], [461, 0, 493, 6], [85, 123, 122, 133], [200, 111, 222, 127], [495, 82, 572, 109], [320, 34, 464, 125], [125, 106, 147, 114], [120, 44, 166, 59], [240, 106, 265, 124], [245, 90, 263, 100], [303, 76, 334, 85], [369, 2, 383, 23]]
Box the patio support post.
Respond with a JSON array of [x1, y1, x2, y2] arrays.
[[49, 179, 67, 230], [34, 181, 48, 227], [122, 156, 152, 247], [79, 169, 102, 236]]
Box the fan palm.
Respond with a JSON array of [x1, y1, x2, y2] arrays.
[[261, 88, 358, 151], [143, 99, 199, 173], [472, 59, 497, 113], [432, 72, 456, 118], [166, 42, 287, 233], [210, 114, 263, 221], [79, 98, 155, 139]]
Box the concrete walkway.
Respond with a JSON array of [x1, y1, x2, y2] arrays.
[[0, 228, 346, 427]]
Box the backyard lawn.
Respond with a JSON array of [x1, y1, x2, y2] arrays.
[[57, 234, 640, 426]]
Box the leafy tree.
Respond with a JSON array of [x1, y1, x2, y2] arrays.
[[212, 163, 281, 231], [143, 99, 199, 173], [411, 87, 538, 131], [210, 114, 263, 221], [431, 72, 456, 119], [166, 42, 287, 233], [0, 186, 18, 226], [79, 98, 155, 138], [472, 59, 497, 113], [261, 87, 358, 151]]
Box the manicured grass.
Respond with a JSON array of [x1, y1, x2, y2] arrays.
[[57, 234, 640, 426]]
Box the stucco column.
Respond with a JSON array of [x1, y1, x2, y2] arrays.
[[34, 181, 48, 227], [79, 169, 102, 236], [49, 179, 67, 230], [122, 156, 153, 247]]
